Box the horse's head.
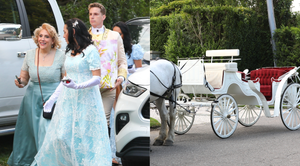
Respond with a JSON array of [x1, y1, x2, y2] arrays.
[[150, 59, 182, 103]]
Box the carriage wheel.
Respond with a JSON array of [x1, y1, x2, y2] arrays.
[[173, 94, 195, 135], [238, 105, 262, 127], [280, 83, 300, 130], [211, 94, 238, 139]]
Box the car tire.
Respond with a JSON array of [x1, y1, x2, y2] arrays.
[[121, 157, 149, 166]]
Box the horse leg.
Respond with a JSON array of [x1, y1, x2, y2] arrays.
[[164, 87, 180, 146], [153, 98, 168, 146], [163, 99, 176, 146]]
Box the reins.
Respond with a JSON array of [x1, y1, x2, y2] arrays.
[[150, 60, 190, 113]]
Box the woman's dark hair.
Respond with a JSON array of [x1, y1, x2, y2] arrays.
[[65, 18, 93, 57], [112, 21, 132, 58]]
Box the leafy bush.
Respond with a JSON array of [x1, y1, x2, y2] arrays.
[[59, 0, 149, 29], [151, 0, 193, 16], [274, 26, 300, 67], [150, 16, 171, 57], [151, 6, 274, 70]]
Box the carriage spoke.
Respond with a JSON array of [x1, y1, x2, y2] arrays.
[[211, 94, 238, 138], [283, 108, 292, 115], [228, 117, 236, 123], [214, 118, 222, 127], [247, 109, 252, 123], [228, 107, 236, 115], [247, 109, 253, 122], [182, 117, 189, 129], [181, 118, 185, 131], [284, 96, 293, 106], [251, 107, 259, 116], [295, 109, 300, 121], [225, 121, 228, 135], [291, 110, 295, 128], [216, 119, 223, 131], [174, 94, 196, 135], [220, 120, 224, 135], [285, 109, 293, 123], [183, 116, 192, 125], [175, 116, 179, 126], [214, 109, 223, 116], [238, 105, 262, 127], [227, 119, 234, 130], [226, 98, 231, 111], [240, 107, 246, 118], [294, 111, 298, 128]]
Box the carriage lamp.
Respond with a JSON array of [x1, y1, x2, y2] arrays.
[[116, 113, 130, 135], [123, 81, 147, 97]]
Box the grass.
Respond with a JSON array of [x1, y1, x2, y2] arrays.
[[0, 134, 13, 166], [150, 117, 161, 128]]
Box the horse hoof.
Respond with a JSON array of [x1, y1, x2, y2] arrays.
[[163, 140, 174, 146], [153, 140, 164, 146]]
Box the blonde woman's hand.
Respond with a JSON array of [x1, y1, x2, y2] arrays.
[[15, 77, 24, 88]]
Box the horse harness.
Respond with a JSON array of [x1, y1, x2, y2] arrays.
[[150, 60, 181, 97], [150, 60, 191, 113]]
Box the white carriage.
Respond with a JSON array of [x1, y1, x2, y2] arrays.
[[174, 49, 300, 138]]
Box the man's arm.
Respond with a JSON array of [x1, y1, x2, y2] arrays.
[[110, 32, 127, 91], [117, 34, 127, 80]]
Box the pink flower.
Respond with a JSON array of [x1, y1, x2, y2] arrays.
[[103, 63, 111, 70]]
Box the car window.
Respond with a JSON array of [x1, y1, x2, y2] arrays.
[[128, 23, 150, 52], [0, 1, 22, 40], [23, 0, 58, 35]]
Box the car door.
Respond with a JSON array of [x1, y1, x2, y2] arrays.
[[0, 0, 31, 126], [0, 0, 65, 128]]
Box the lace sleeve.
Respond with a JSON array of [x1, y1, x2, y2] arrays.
[[59, 50, 66, 75]]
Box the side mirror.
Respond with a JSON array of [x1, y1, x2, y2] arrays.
[[0, 24, 22, 41]]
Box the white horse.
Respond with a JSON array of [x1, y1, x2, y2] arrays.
[[150, 59, 182, 146]]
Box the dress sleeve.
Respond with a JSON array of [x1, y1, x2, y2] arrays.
[[59, 50, 66, 75], [85, 45, 101, 70], [21, 50, 30, 71], [131, 44, 144, 60]]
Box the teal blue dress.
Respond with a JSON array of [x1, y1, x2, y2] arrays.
[[7, 49, 65, 166], [32, 45, 111, 166]]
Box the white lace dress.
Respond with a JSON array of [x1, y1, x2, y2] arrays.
[[32, 45, 111, 166]]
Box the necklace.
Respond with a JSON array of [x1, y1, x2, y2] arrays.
[[40, 49, 51, 61]]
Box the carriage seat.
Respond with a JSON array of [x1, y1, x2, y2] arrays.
[[204, 63, 238, 88], [250, 67, 293, 101]]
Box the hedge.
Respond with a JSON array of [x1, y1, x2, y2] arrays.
[[151, 0, 193, 17], [274, 26, 300, 67], [151, 5, 274, 71], [150, 16, 171, 57]]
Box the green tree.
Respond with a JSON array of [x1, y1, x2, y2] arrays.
[[274, 26, 300, 67], [58, 0, 149, 29], [150, 0, 298, 69]]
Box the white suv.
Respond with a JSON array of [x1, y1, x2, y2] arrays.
[[0, 0, 66, 136], [114, 17, 150, 166]]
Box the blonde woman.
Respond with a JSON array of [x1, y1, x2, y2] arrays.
[[8, 23, 65, 166]]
